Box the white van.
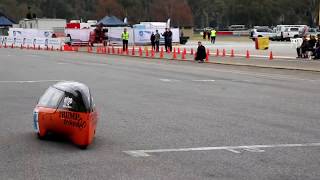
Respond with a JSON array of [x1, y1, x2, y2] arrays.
[[275, 25, 308, 41], [228, 25, 246, 31]]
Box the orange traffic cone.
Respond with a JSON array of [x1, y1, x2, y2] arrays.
[[112, 46, 115, 54], [178, 47, 180, 54], [160, 47, 164, 59], [182, 52, 186, 60], [216, 49, 220, 56], [222, 49, 226, 57], [139, 47, 142, 57], [246, 50, 250, 59], [151, 49, 155, 58], [191, 48, 194, 55], [117, 48, 120, 55], [206, 52, 209, 62], [132, 46, 135, 56], [172, 48, 177, 59], [231, 49, 235, 57], [269, 51, 274, 60], [145, 48, 149, 57], [107, 47, 110, 54], [183, 48, 186, 55]]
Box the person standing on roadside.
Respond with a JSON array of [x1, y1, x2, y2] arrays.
[[195, 41, 206, 63], [121, 28, 129, 51], [150, 32, 156, 51], [210, 29, 217, 44], [155, 30, 161, 52], [162, 28, 173, 52], [203, 29, 206, 40]]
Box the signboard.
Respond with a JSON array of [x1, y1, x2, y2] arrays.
[[8, 28, 53, 38], [0, 36, 63, 49], [133, 28, 180, 45]]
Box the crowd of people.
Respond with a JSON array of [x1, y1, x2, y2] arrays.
[[122, 28, 207, 63], [297, 34, 320, 60]]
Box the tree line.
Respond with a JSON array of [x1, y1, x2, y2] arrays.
[[0, 0, 319, 28]]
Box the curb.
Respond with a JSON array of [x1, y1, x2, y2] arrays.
[[5, 46, 320, 73], [75, 49, 320, 73]]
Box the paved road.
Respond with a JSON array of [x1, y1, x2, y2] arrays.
[[1, 49, 320, 180]]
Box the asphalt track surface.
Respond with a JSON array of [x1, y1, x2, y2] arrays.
[[0, 48, 320, 180]]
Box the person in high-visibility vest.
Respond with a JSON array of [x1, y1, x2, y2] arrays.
[[121, 28, 129, 51], [210, 29, 217, 44]]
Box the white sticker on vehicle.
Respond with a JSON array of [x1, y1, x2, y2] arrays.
[[63, 97, 73, 108]]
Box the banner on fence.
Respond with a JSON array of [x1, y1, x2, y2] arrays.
[[0, 36, 63, 49]]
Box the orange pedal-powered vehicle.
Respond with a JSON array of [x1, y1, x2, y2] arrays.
[[33, 81, 98, 149]]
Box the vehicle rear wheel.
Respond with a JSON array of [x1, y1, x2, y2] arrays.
[[79, 145, 88, 150], [37, 132, 46, 140]]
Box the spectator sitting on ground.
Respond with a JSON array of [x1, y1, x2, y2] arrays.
[[314, 34, 320, 59], [195, 41, 206, 63], [297, 36, 309, 58], [308, 35, 316, 54]]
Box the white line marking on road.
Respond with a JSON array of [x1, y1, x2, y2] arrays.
[[0, 80, 64, 84], [160, 79, 180, 82], [225, 148, 241, 154], [124, 143, 320, 157], [243, 147, 265, 153], [192, 80, 216, 82]]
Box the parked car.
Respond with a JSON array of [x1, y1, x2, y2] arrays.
[[250, 27, 276, 41], [307, 28, 320, 36]]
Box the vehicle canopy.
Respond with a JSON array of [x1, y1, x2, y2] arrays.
[[38, 81, 93, 112]]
